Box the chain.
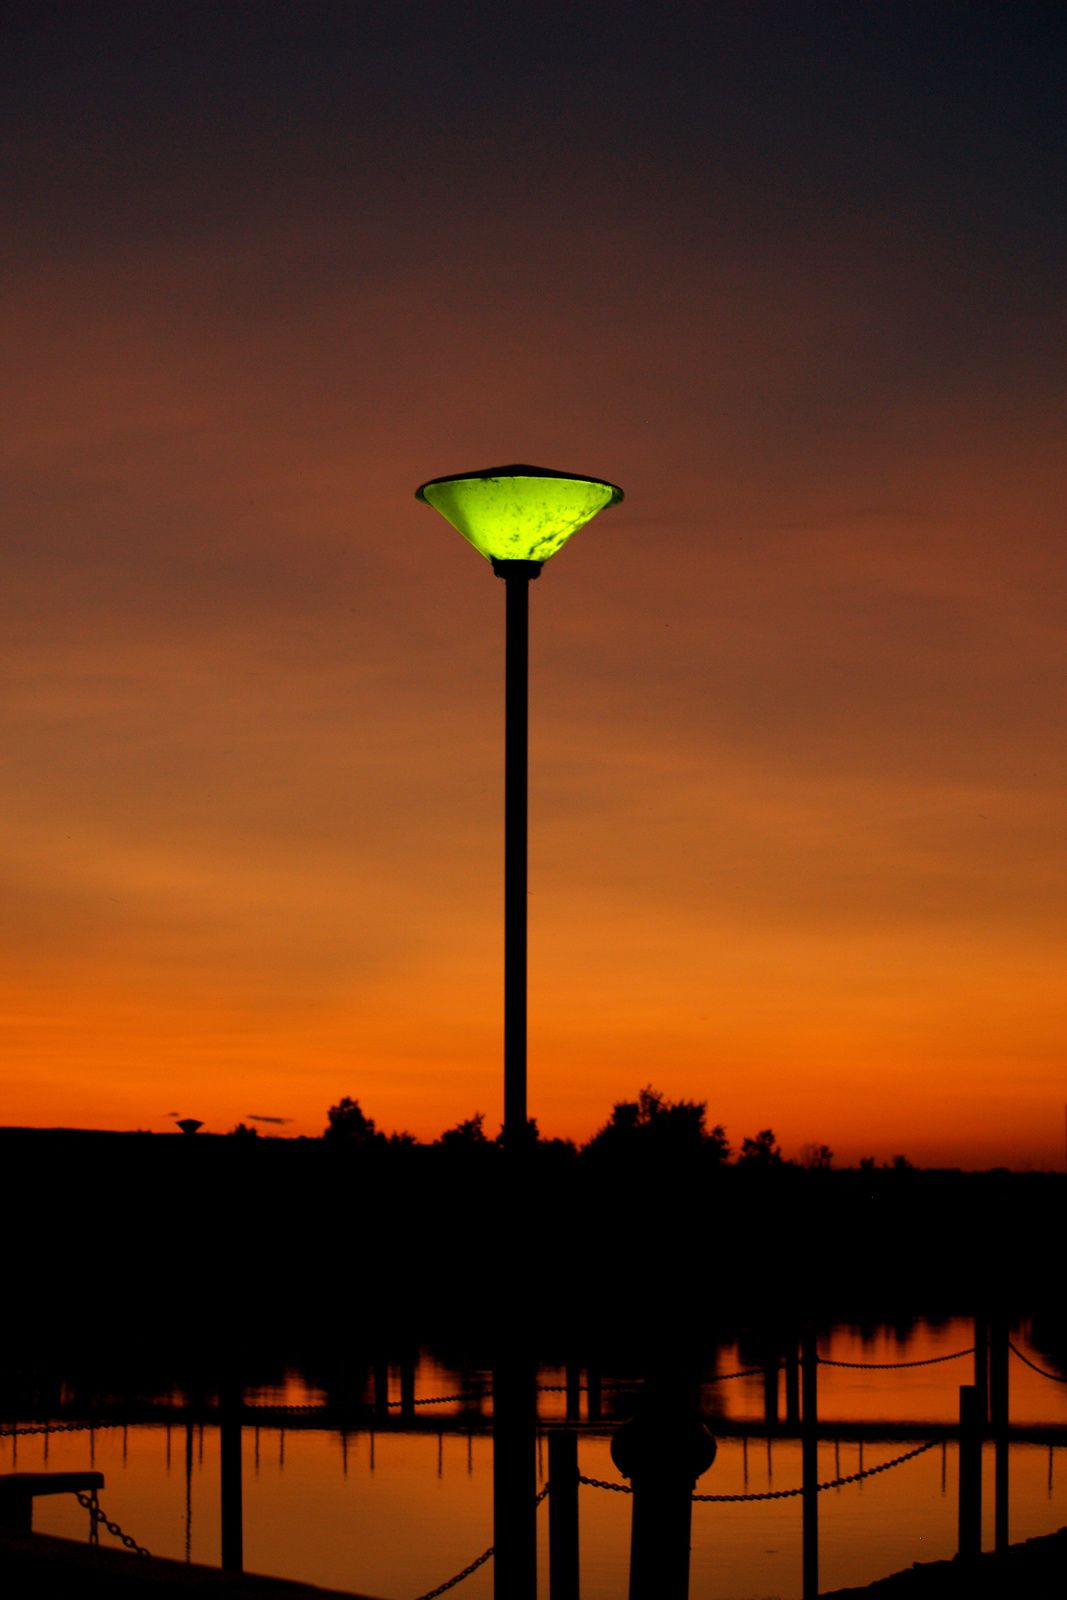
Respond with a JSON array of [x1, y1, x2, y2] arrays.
[[1009, 1342, 1067, 1383], [409, 1482, 549, 1600], [693, 1438, 942, 1499], [0, 1421, 125, 1438], [579, 1439, 941, 1504], [818, 1349, 973, 1370], [410, 1543, 494, 1600], [390, 1393, 486, 1408], [74, 1491, 151, 1556]]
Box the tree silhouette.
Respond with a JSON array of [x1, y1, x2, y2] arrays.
[[323, 1097, 381, 1143], [738, 1128, 781, 1166], [585, 1085, 729, 1161], [436, 1112, 489, 1147]]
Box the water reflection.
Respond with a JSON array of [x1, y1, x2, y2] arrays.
[[3, 1320, 1066, 1599]]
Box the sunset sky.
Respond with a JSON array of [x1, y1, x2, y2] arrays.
[[3, 3, 1066, 1165]]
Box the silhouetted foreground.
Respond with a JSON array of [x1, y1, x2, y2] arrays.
[[2, 1124, 1063, 1376], [823, 1523, 1067, 1597], [0, 1526, 381, 1599]]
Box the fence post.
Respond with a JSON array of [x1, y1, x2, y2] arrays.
[[801, 1330, 818, 1600], [219, 1379, 243, 1572], [493, 1351, 537, 1600], [549, 1430, 580, 1600], [957, 1385, 981, 1561], [566, 1364, 581, 1424], [990, 1315, 1009, 1551], [586, 1369, 602, 1423]]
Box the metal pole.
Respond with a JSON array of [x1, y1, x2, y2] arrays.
[[958, 1385, 981, 1561], [502, 566, 534, 1147], [801, 1330, 818, 1600], [586, 1369, 602, 1423], [549, 1430, 580, 1600]]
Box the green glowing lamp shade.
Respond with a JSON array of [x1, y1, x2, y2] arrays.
[[415, 464, 623, 565]]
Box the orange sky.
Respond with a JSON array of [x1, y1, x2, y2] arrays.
[[2, 5, 1066, 1165]]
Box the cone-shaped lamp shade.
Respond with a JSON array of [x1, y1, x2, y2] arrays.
[[415, 463, 623, 564]]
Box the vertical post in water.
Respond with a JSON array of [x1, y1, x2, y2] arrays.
[[958, 1386, 982, 1560], [973, 1314, 988, 1425], [801, 1329, 818, 1600], [493, 562, 539, 1600], [549, 1430, 580, 1600], [990, 1314, 1009, 1551], [219, 1379, 243, 1572]]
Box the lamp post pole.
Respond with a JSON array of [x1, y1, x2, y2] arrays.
[[498, 558, 541, 1148]]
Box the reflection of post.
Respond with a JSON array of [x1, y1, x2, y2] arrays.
[[184, 1420, 194, 1562], [374, 1359, 390, 1423], [763, 1359, 778, 1432], [219, 1380, 243, 1572], [801, 1330, 818, 1600], [401, 1354, 416, 1422], [990, 1314, 1009, 1551], [493, 1349, 537, 1600], [548, 1430, 579, 1600], [566, 1365, 581, 1424], [958, 1385, 981, 1561], [785, 1339, 800, 1429]]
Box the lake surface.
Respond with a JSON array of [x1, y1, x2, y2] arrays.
[[8, 1318, 1067, 1599]]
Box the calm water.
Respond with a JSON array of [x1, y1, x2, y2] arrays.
[[10, 1320, 1067, 1599]]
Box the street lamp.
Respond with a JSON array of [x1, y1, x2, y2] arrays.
[[415, 464, 624, 1150], [417, 463, 622, 1600]]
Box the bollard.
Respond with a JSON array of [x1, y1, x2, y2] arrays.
[[801, 1330, 818, 1600], [611, 1396, 716, 1600], [990, 1314, 1009, 1551], [548, 1430, 580, 1600], [957, 1385, 982, 1561], [566, 1364, 581, 1424], [219, 1379, 243, 1572], [586, 1369, 602, 1423]]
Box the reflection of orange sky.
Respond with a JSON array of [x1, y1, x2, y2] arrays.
[[3, 199, 1066, 1164]]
